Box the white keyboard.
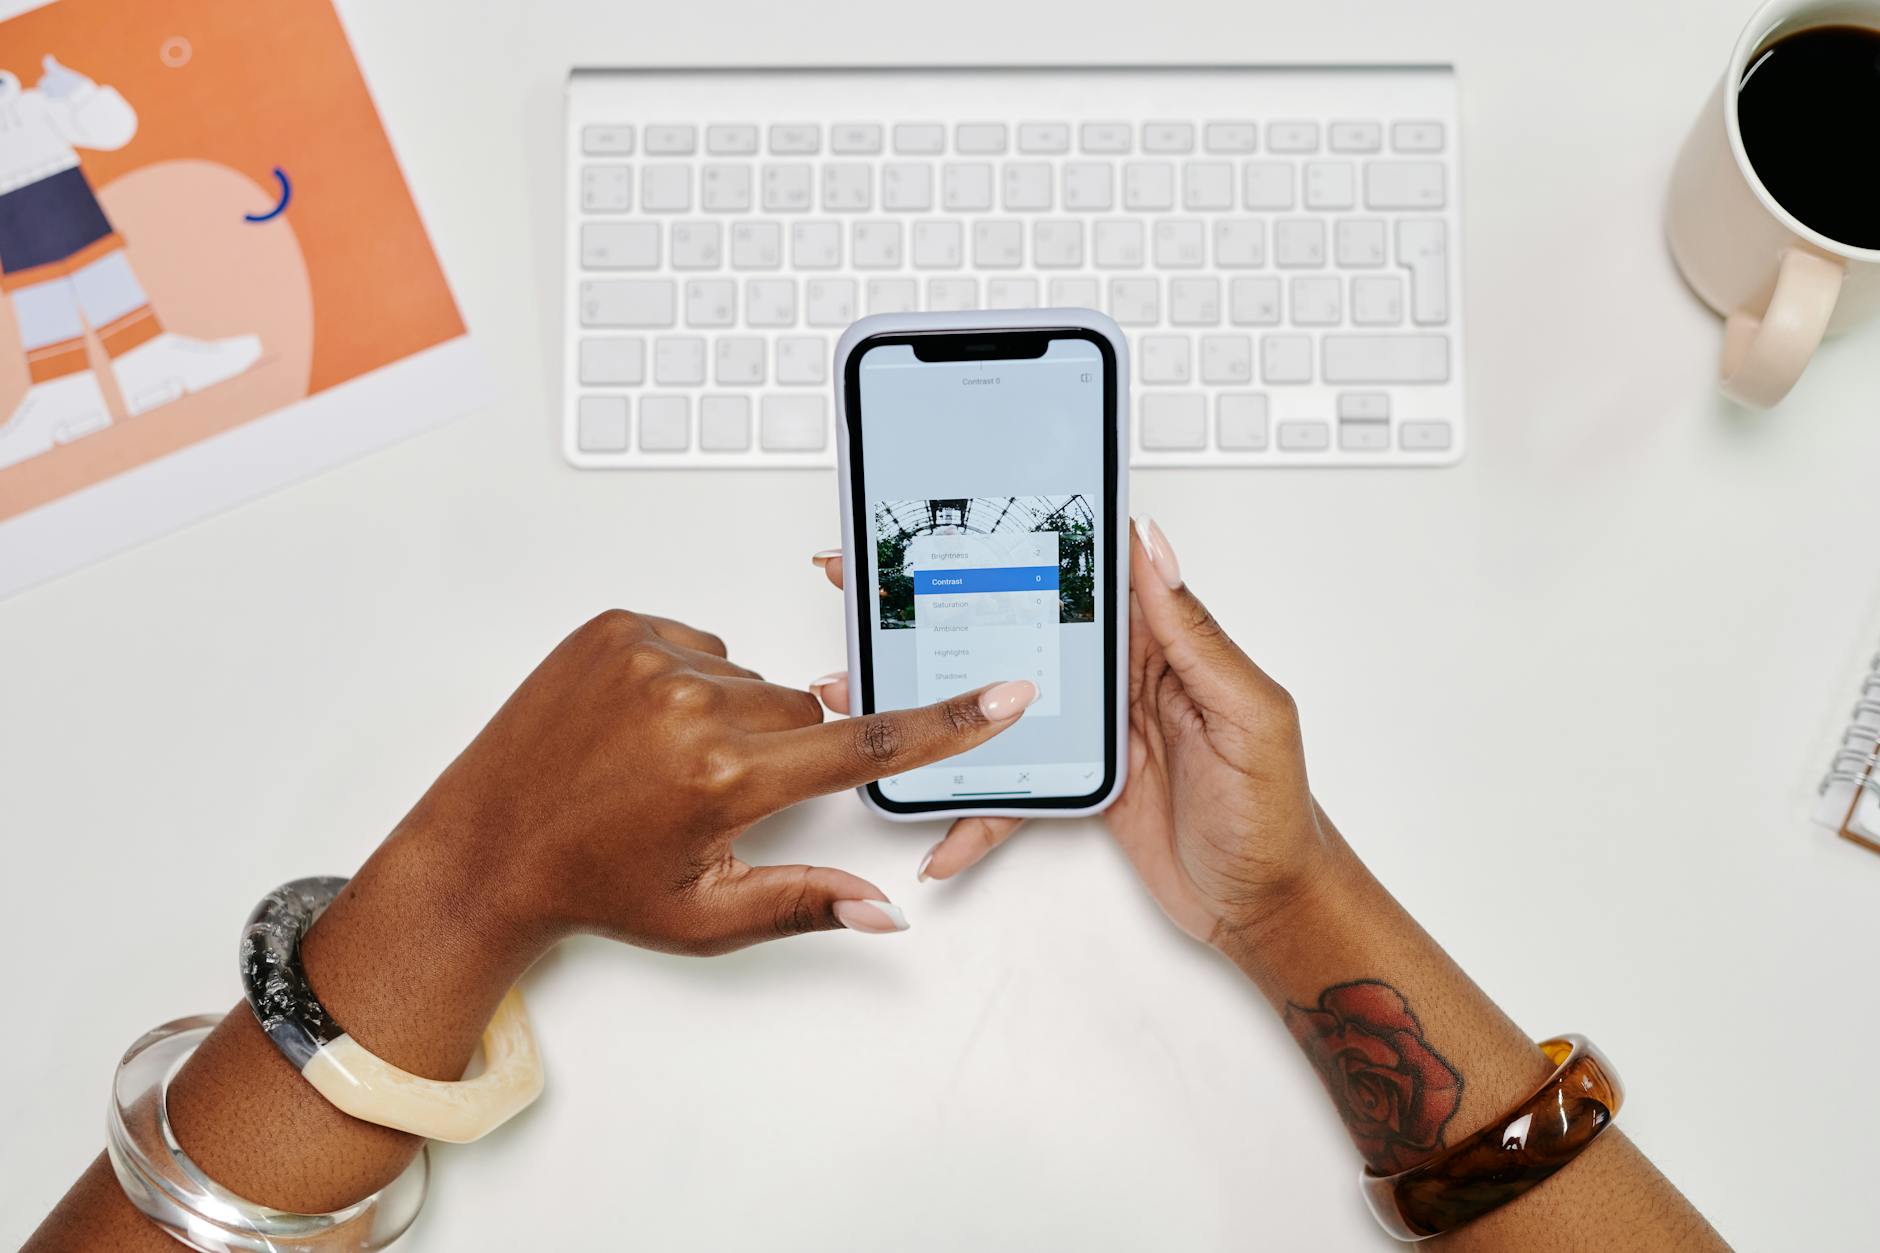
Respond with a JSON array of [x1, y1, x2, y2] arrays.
[[564, 67, 1466, 469]]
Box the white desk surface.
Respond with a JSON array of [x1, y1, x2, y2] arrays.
[[5, 0, 1879, 1248]]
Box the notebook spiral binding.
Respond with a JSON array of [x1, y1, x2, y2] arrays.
[[1818, 655, 1880, 796]]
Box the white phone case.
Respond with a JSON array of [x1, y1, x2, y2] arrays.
[[832, 309, 1131, 821]]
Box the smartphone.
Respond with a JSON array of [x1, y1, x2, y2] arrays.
[[834, 309, 1129, 820]]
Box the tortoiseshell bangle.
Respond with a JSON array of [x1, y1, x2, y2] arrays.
[[1360, 1035, 1624, 1242], [240, 877, 544, 1144]]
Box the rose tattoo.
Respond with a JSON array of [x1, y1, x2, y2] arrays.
[[1284, 981, 1463, 1175]]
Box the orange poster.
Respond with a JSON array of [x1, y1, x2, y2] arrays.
[[0, 0, 478, 592]]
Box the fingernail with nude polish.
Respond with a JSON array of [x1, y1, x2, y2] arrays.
[[833, 899, 909, 933], [916, 843, 940, 882], [979, 679, 1039, 722], [811, 549, 842, 565], [1135, 515, 1183, 589], [808, 671, 845, 690]]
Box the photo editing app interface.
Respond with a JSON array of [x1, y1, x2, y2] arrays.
[[858, 336, 1107, 804]]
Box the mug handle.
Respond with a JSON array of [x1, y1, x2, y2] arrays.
[[1719, 247, 1846, 408]]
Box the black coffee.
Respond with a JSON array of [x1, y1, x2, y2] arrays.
[[1737, 24, 1880, 250]]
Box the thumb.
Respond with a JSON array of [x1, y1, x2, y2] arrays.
[[702, 862, 908, 949], [1129, 516, 1267, 708]]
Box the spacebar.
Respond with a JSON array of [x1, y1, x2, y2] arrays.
[[1322, 335, 1450, 384]]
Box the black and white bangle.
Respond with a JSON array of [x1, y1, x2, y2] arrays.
[[239, 876, 544, 1143]]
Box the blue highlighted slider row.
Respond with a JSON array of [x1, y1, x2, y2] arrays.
[[913, 565, 1060, 595]]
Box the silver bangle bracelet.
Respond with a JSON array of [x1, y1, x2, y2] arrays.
[[105, 1014, 428, 1252]]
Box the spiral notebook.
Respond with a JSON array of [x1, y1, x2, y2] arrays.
[[1811, 641, 1880, 857]]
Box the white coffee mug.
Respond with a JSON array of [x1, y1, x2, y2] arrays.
[[1668, 0, 1880, 408]]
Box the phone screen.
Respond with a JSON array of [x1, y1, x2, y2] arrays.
[[844, 328, 1119, 812]]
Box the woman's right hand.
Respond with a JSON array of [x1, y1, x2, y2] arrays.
[[814, 519, 1336, 950]]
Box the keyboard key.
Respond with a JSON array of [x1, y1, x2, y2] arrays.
[[973, 220, 1024, 268], [706, 124, 759, 155], [1141, 394, 1207, 449], [1018, 122, 1071, 153], [1339, 421, 1390, 451], [1154, 219, 1206, 269], [1230, 276, 1282, 325], [805, 277, 857, 326], [852, 221, 904, 268], [579, 337, 644, 385], [1290, 276, 1342, 325], [1214, 220, 1265, 268], [654, 336, 707, 385], [730, 221, 782, 269], [1200, 334, 1253, 383], [893, 123, 945, 154], [745, 278, 797, 326], [1243, 162, 1295, 210], [775, 336, 827, 384], [1049, 277, 1100, 308], [1322, 334, 1449, 383], [1108, 277, 1159, 325], [1033, 220, 1084, 268], [987, 277, 1040, 308], [1080, 121, 1132, 153], [1335, 218, 1388, 267], [1169, 276, 1221, 325], [670, 222, 722, 269], [760, 395, 827, 450], [644, 124, 697, 155], [762, 163, 813, 211], [582, 124, 634, 155], [769, 123, 821, 154], [685, 279, 736, 326], [790, 220, 841, 268], [882, 163, 934, 211], [1094, 220, 1144, 268], [912, 220, 963, 268], [956, 123, 1008, 154], [1184, 161, 1235, 210], [581, 164, 631, 212], [1268, 121, 1321, 152], [831, 123, 883, 154], [714, 336, 766, 384], [1262, 334, 1313, 383], [578, 396, 630, 451], [1365, 161, 1445, 209], [641, 164, 691, 212], [1329, 121, 1383, 153], [821, 163, 872, 211], [1278, 420, 1330, 450], [1400, 420, 1453, 451], [1304, 162, 1356, 210], [867, 278, 918, 314], [1217, 393, 1270, 449], [1397, 219, 1449, 324], [1123, 161, 1175, 210], [1351, 276, 1405, 325], [1273, 219, 1326, 268], [1391, 120, 1446, 152], [581, 279, 675, 327], [701, 164, 753, 212], [1003, 162, 1054, 210], [1140, 335, 1191, 383], [943, 162, 994, 210], [1338, 392, 1390, 420], [1062, 162, 1115, 211], [1204, 121, 1258, 154], [700, 395, 752, 450], [927, 277, 979, 311], [1143, 121, 1195, 153], [639, 395, 691, 450], [582, 222, 659, 270]]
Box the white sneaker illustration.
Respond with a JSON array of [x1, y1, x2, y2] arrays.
[[111, 332, 263, 417], [0, 371, 113, 470]]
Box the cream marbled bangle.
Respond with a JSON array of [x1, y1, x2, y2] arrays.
[[240, 877, 544, 1144]]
